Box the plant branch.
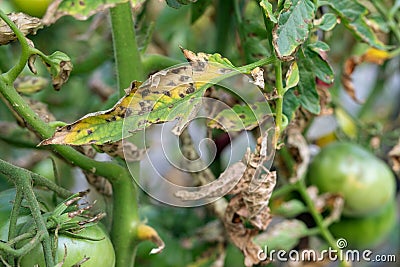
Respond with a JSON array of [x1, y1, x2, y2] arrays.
[[110, 2, 144, 267], [0, 11, 31, 84], [296, 179, 349, 267], [274, 60, 284, 146]]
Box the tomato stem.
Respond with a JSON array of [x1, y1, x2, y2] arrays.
[[109, 2, 143, 266], [296, 179, 349, 267]]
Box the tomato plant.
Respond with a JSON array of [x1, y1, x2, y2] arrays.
[[307, 142, 396, 217]]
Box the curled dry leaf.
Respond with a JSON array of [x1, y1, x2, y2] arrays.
[[342, 48, 391, 104], [174, 162, 246, 201], [388, 140, 400, 176], [0, 13, 42, 45], [250, 67, 265, 89], [286, 126, 310, 182], [137, 224, 165, 254], [77, 145, 113, 196], [223, 132, 277, 267], [26, 98, 56, 123], [14, 76, 49, 95], [83, 171, 113, 196], [306, 186, 344, 222], [342, 56, 363, 104], [44, 51, 73, 91]]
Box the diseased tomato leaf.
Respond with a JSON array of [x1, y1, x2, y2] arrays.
[[207, 102, 272, 132], [325, 0, 386, 49], [284, 61, 299, 92], [42, 0, 134, 25], [0, 13, 42, 45], [40, 49, 237, 146], [272, 0, 315, 60]]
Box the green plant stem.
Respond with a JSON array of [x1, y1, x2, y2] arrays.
[[6, 186, 22, 264], [110, 2, 144, 94], [237, 56, 276, 73], [110, 3, 144, 267], [274, 60, 284, 146], [296, 179, 348, 267], [20, 174, 54, 266], [0, 11, 30, 84]]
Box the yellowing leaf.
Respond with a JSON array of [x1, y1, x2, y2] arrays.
[[284, 61, 299, 92], [40, 49, 237, 146], [361, 48, 390, 65], [137, 224, 165, 254], [207, 102, 272, 132]]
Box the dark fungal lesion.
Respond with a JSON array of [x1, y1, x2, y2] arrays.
[[163, 91, 171, 97], [185, 84, 195, 94], [141, 89, 151, 97]]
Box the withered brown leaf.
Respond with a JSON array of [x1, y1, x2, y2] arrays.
[[0, 13, 42, 45]]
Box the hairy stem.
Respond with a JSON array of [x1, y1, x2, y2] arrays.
[[274, 60, 284, 146], [0, 11, 30, 83], [110, 2, 144, 266], [20, 174, 54, 266]]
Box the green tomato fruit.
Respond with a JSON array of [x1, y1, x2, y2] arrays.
[[307, 142, 395, 217], [19, 217, 115, 267], [329, 199, 397, 249], [0, 189, 115, 266], [11, 0, 52, 18]]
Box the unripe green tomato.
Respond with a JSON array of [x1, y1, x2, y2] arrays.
[[307, 142, 396, 217], [19, 217, 115, 267], [11, 0, 52, 18], [0, 189, 115, 266], [329, 199, 397, 249]]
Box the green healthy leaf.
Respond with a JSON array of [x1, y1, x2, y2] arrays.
[[40, 49, 237, 145], [296, 49, 320, 114], [307, 40, 330, 52], [260, 0, 277, 23], [282, 88, 300, 121], [207, 102, 272, 132], [315, 13, 337, 31], [304, 47, 334, 84], [272, 0, 315, 59], [42, 0, 131, 25], [272, 199, 307, 217], [254, 219, 308, 251], [325, 0, 386, 49], [284, 61, 299, 92]]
